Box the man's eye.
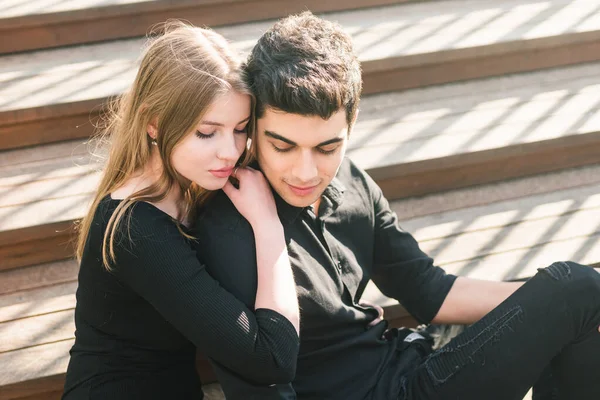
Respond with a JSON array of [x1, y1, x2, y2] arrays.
[[272, 144, 293, 153], [317, 146, 338, 155], [196, 130, 214, 139]]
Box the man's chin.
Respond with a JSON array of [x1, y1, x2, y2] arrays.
[[278, 190, 321, 208]]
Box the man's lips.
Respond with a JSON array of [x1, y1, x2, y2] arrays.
[[287, 183, 319, 196], [209, 167, 234, 178]]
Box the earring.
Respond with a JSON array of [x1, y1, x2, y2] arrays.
[[151, 139, 157, 146]]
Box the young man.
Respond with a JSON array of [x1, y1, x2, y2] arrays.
[[196, 12, 600, 400]]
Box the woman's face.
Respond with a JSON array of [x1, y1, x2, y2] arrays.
[[171, 90, 251, 190]]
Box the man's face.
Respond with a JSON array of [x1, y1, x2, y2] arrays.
[[255, 107, 349, 208]]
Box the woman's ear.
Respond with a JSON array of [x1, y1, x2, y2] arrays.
[[146, 117, 159, 140]]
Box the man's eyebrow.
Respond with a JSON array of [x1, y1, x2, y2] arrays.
[[264, 130, 297, 145], [200, 116, 251, 127], [265, 131, 345, 147], [317, 137, 344, 146]]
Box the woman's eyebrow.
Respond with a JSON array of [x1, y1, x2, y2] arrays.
[[200, 115, 251, 126]]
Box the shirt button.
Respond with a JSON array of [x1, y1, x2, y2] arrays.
[[336, 261, 342, 271]]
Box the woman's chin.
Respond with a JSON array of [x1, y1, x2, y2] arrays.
[[195, 177, 228, 191]]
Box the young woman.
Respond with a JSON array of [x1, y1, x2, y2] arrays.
[[62, 21, 299, 399]]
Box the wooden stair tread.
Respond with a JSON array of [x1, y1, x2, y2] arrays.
[[4, 60, 600, 236], [0, 260, 79, 297], [0, 282, 77, 324], [0, 0, 406, 55], [0, 338, 73, 388], [393, 177, 600, 280], [349, 62, 600, 169], [0, 0, 155, 19], [0, 309, 74, 353], [4, 0, 600, 117]]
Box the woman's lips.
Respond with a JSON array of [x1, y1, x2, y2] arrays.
[[209, 167, 234, 178]]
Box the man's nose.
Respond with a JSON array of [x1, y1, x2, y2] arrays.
[[292, 150, 318, 183]]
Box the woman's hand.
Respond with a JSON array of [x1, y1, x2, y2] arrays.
[[222, 167, 279, 227]]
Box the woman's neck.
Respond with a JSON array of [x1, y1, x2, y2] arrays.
[[112, 151, 188, 225]]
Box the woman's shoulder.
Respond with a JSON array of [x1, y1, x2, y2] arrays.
[[96, 194, 183, 237]]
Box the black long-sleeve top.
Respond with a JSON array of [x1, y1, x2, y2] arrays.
[[62, 196, 299, 399], [195, 158, 457, 400]]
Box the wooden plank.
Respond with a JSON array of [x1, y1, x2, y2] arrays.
[[0, 172, 100, 209], [4, 0, 600, 149], [0, 140, 91, 170], [0, 371, 66, 400], [400, 179, 600, 241], [0, 0, 411, 54], [0, 113, 99, 150], [0, 310, 75, 353], [0, 339, 73, 388], [441, 234, 600, 281], [419, 198, 600, 265], [373, 132, 600, 199], [0, 196, 88, 234], [0, 282, 77, 324], [390, 164, 600, 221], [0, 223, 77, 272], [391, 180, 600, 281], [0, 260, 78, 297]]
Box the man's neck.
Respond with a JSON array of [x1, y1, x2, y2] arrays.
[[311, 198, 321, 216]]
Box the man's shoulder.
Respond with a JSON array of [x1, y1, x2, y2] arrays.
[[196, 191, 251, 236], [337, 157, 379, 199]]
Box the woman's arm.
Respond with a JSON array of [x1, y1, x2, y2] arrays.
[[252, 221, 300, 334], [110, 203, 299, 384], [222, 167, 299, 335]]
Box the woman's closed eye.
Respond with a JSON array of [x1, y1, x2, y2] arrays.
[[196, 125, 247, 139], [234, 125, 248, 134], [196, 130, 215, 139]]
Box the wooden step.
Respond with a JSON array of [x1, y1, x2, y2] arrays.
[[0, 263, 410, 400], [4, 0, 600, 150], [395, 174, 600, 281], [0, 0, 408, 55], [350, 62, 600, 199], [3, 168, 600, 399], [4, 61, 600, 270]]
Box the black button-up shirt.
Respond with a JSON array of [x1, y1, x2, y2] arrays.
[[195, 158, 457, 400]]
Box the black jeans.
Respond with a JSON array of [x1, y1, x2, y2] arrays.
[[395, 262, 600, 400]]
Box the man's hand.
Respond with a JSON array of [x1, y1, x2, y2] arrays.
[[359, 301, 385, 327]]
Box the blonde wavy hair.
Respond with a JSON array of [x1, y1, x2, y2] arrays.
[[76, 20, 253, 270]]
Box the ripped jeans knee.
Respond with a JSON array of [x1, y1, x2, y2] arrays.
[[538, 261, 600, 300], [421, 306, 524, 387]]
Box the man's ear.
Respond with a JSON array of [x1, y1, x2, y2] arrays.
[[353, 108, 360, 124], [348, 109, 360, 136]]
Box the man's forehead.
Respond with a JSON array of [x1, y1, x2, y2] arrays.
[[258, 109, 348, 144]]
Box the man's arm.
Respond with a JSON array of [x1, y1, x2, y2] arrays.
[[432, 277, 524, 324], [359, 164, 456, 325]]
